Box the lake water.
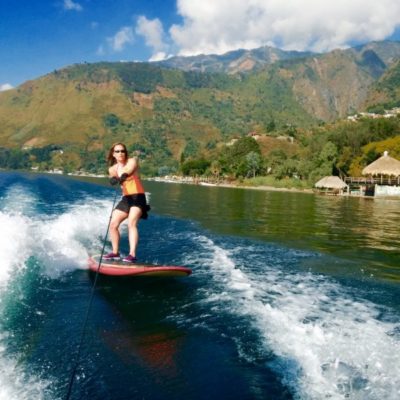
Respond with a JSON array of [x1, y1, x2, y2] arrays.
[[0, 172, 399, 399]]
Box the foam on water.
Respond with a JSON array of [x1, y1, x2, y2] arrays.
[[0, 193, 113, 279], [0, 212, 32, 284], [0, 185, 115, 399], [190, 234, 400, 400], [0, 332, 52, 400], [0, 184, 39, 217], [32, 198, 113, 277]]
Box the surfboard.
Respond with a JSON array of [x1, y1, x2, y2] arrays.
[[88, 255, 192, 277]]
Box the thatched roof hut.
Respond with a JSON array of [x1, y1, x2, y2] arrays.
[[362, 151, 400, 177], [314, 176, 348, 189]]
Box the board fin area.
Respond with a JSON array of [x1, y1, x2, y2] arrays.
[[88, 255, 192, 277]]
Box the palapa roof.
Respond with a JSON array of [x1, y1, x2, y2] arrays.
[[314, 176, 347, 189], [362, 151, 400, 177]]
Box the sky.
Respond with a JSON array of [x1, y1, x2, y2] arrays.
[[1, 0, 400, 91]]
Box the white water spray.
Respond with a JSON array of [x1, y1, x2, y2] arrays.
[[0, 186, 115, 399], [192, 235, 400, 400]]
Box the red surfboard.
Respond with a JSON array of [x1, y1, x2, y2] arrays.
[[88, 255, 192, 277]]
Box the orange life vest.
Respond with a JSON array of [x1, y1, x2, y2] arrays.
[[121, 174, 145, 196]]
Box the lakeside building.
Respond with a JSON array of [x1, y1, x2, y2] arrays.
[[345, 151, 400, 197], [314, 176, 348, 195]]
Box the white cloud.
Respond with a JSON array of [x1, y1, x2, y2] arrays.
[[63, 0, 82, 12], [0, 83, 13, 92], [136, 16, 168, 60], [169, 0, 400, 55], [149, 52, 168, 62], [107, 27, 135, 52]]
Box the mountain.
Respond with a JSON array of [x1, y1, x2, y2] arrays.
[[157, 41, 400, 120], [351, 41, 400, 67], [260, 41, 400, 121], [363, 59, 400, 111], [1, 41, 400, 173], [156, 45, 315, 74], [274, 49, 377, 121], [0, 61, 316, 174]]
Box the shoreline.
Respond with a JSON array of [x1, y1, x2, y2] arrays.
[[146, 176, 314, 195], [3, 168, 312, 194], [220, 183, 314, 194], [145, 177, 399, 199], [6, 170, 397, 198]]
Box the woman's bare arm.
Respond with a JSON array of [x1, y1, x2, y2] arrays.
[[108, 165, 117, 177], [121, 157, 139, 175]]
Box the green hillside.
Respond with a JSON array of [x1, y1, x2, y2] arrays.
[[0, 61, 315, 174], [1, 41, 400, 179], [364, 60, 400, 111]]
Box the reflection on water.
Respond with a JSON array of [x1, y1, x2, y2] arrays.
[[145, 181, 400, 282], [95, 278, 187, 382]]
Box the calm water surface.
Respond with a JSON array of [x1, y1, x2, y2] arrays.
[[146, 180, 400, 282], [0, 172, 399, 400]]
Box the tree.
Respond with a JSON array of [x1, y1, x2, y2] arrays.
[[266, 119, 276, 132], [158, 165, 173, 176], [182, 138, 200, 159], [229, 136, 261, 158], [336, 146, 353, 176], [274, 158, 299, 180], [318, 141, 338, 172], [103, 113, 120, 128], [364, 148, 380, 164], [245, 151, 262, 178], [319, 141, 337, 162], [209, 160, 222, 180], [220, 136, 262, 177], [181, 159, 210, 176]]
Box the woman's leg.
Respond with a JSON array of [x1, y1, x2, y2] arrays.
[[127, 207, 143, 257], [110, 209, 128, 254]]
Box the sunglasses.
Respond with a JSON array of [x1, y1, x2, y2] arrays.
[[114, 149, 126, 153]]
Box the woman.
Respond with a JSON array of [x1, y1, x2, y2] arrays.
[[104, 142, 150, 263]]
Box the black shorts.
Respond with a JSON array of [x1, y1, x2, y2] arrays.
[[115, 193, 150, 219]]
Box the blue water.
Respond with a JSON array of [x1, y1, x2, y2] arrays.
[[0, 172, 399, 399]]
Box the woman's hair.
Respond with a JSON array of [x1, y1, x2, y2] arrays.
[[107, 142, 128, 166]]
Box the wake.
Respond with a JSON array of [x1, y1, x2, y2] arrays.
[[0, 187, 113, 400], [188, 234, 400, 400]]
